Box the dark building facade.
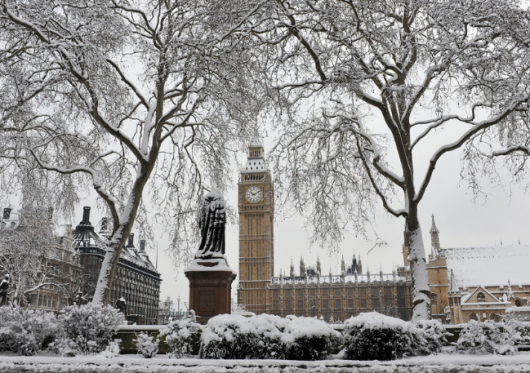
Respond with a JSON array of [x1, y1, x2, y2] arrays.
[[73, 207, 161, 325]]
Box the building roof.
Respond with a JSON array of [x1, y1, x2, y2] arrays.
[[72, 208, 158, 274], [441, 245, 530, 288]]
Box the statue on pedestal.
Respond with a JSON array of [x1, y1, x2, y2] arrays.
[[184, 188, 236, 324], [195, 189, 225, 259]]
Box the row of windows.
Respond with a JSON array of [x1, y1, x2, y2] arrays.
[[273, 287, 401, 298], [273, 298, 400, 310]]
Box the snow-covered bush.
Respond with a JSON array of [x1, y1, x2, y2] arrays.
[[200, 314, 340, 360], [161, 318, 202, 358], [343, 312, 448, 360], [246, 314, 287, 359], [135, 333, 158, 358], [456, 320, 529, 355], [343, 312, 417, 360], [0, 306, 58, 356], [200, 314, 264, 359], [413, 319, 448, 355], [282, 316, 342, 360], [53, 303, 125, 354], [101, 339, 121, 358]]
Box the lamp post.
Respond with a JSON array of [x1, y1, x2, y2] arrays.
[[177, 296, 181, 320]]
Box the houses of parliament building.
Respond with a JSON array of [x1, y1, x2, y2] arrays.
[[237, 142, 413, 322], [237, 142, 530, 323]]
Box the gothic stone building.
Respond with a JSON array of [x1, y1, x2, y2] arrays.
[[237, 143, 530, 323], [237, 143, 413, 321], [425, 216, 530, 324], [73, 207, 161, 325]]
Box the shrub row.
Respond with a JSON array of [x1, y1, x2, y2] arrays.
[[0, 304, 124, 356], [4, 305, 529, 360], [456, 319, 530, 355]]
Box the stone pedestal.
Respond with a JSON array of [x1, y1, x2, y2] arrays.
[[184, 258, 236, 325]]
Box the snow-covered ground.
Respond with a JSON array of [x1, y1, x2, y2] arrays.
[[3, 351, 530, 372]]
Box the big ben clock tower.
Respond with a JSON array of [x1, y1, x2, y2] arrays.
[[237, 141, 274, 314]]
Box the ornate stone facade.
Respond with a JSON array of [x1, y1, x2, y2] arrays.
[[237, 141, 275, 315], [73, 207, 161, 325], [425, 216, 530, 324]]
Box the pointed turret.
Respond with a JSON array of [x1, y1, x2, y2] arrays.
[[316, 256, 321, 275], [430, 214, 440, 257], [341, 256, 346, 275], [507, 280, 515, 300], [357, 254, 363, 274], [300, 257, 306, 276], [448, 269, 463, 324], [449, 269, 458, 293], [290, 258, 295, 278]]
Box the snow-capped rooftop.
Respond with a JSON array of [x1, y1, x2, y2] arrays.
[[73, 208, 158, 273], [441, 245, 530, 288]]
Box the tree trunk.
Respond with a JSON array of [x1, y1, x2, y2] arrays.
[[406, 210, 431, 321]]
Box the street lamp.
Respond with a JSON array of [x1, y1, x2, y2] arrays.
[[177, 296, 181, 320]]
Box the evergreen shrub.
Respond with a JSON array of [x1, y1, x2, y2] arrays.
[[135, 332, 158, 358], [161, 318, 202, 358], [200, 314, 341, 360], [456, 319, 530, 355], [52, 303, 125, 355], [0, 306, 58, 356], [343, 312, 446, 360], [282, 315, 342, 360]]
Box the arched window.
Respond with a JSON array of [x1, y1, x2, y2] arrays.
[[477, 292, 485, 302], [490, 313, 501, 322], [515, 298, 523, 307], [469, 312, 479, 321]]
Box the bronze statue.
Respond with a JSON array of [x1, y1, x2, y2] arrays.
[[196, 189, 226, 259]]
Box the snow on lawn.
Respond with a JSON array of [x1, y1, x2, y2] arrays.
[[3, 352, 530, 372]]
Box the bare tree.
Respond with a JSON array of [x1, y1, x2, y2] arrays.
[[250, 0, 530, 320], [0, 206, 81, 307], [0, 0, 261, 305]]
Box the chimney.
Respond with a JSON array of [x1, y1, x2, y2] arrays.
[[127, 233, 135, 248], [140, 240, 146, 253], [75, 206, 95, 232], [82, 207, 91, 223], [3, 208, 11, 220]]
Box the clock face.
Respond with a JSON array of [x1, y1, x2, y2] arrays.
[[245, 186, 263, 203]]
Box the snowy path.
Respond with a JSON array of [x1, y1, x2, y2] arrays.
[[2, 352, 530, 372]]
